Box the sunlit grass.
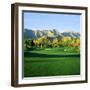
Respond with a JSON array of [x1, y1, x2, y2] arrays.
[[24, 47, 80, 77]]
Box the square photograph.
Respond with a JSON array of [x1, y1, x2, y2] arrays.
[[23, 11, 80, 77]]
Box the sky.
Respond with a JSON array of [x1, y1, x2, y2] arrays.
[[23, 11, 80, 32]]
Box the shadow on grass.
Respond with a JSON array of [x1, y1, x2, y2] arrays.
[[24, 51, 80, 58]]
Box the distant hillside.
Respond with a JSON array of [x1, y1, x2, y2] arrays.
[[24, 29, 80, 39]]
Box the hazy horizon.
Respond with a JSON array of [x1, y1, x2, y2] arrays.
[[24, 28, 80, 33]]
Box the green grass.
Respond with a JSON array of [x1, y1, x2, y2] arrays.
[[24, 47, 80, 77]]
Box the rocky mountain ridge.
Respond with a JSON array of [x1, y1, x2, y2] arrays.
[[24, 29, 80, 39]]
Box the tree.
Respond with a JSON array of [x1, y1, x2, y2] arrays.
[[33, 39, 40, 47], [52, 38, 59, 47], [25, 40, 32, 50], [75, 38, 80, 47], [61, 37, 71, 47], [70, 38, 80, 47]]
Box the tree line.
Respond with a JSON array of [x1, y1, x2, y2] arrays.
[[24, 36, 80, 51]]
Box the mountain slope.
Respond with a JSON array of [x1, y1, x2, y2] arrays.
[[24, 29, 80, 39]]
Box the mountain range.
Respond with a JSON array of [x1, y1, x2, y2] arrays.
[[24, 29, 80, 39]]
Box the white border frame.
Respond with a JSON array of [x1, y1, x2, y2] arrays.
[[18, 6, 86, 84]]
